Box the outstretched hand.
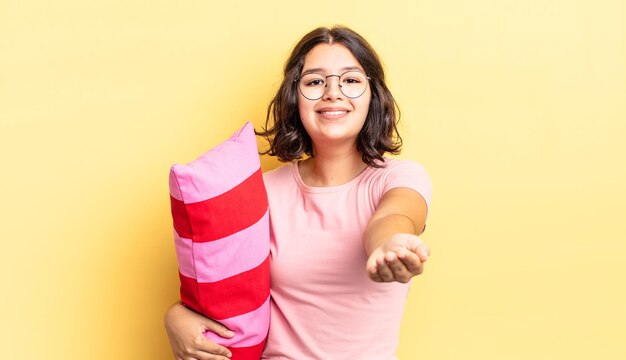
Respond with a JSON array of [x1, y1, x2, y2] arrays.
[[366, 233, 430, 283]]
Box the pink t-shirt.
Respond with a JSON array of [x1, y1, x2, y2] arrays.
[[260, 157, 432, 360]]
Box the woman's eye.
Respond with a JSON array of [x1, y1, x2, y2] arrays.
[[344, 78, 361, 84], [306, 79, 324, 86]]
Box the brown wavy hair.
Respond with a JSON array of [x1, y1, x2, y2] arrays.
[[256, 26, 402, 168]]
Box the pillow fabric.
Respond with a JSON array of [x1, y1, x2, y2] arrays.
[[169, 122, 270, 359]]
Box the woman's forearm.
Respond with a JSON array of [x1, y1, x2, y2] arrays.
[[363, 213, 417, 255]]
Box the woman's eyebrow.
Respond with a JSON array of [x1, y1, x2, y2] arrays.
[[300, 66, 364, 76]]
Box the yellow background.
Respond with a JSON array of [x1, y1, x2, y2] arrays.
[[1, 0, 625, 359]]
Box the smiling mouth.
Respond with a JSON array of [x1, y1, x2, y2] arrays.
[[319, 110, 348, 115]]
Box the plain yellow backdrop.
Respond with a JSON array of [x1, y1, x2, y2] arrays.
[[1, 0, 625, 359]]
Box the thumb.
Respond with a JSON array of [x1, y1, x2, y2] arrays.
[[203, 319, 235, 338]]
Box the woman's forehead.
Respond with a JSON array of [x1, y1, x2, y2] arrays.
[[302, 43, 364, 74]]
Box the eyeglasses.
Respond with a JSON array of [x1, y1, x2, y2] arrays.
[[296, 70, 371, 100]]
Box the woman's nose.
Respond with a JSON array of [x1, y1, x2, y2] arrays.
[[323, 76, 343, 100]]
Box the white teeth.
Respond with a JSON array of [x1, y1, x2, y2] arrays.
[[321, 111, 346, 115]]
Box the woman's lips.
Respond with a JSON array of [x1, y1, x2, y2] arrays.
[[316, 108, 349, 119]]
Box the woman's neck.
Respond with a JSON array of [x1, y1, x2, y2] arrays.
[[298, 147, 368, 187]]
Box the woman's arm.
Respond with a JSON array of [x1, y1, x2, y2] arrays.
[[364, 187, 429, 283], [164, 302, 234, 360]]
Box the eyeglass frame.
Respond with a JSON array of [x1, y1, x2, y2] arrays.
[[294, 70, 372, 100]]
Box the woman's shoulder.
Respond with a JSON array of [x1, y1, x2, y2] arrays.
[[371, 157, 429, 176], [365, 157, 432, 207], [262, 162, 296, 186]]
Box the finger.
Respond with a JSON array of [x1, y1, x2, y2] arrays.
[[184, 351, 232, 360], [406, 239, 429, 262], [188, 334, 232, 358], [202, 322, 233, 358], [417, 244, 430, 262], [202, 353, 232, 360], [204, 319, 235, 339], [201, 343, 232, 359], [386, 251, 412, 283], [179, 346, 225, 360], [366, 254, 379, 274], [189, 353, 231, 360], [187, 351, 231, 360], [376, 253, 395, 282], [366, 253, 384, 282], [386, 251, 408, 274], [369, 271, 383, 282], [397, 248, 424, 275]]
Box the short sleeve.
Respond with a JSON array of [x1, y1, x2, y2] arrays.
[[380, 159, 433, 210]]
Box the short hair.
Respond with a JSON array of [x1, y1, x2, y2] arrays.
[[257, 26, 402, 167]]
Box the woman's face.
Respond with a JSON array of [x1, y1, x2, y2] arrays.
[[297, 43, 371, 151]]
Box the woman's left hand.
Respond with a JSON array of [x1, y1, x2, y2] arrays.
[[366, 233, 430, 283]]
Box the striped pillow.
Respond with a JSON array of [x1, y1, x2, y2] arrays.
[[169, 122, 269, 359]]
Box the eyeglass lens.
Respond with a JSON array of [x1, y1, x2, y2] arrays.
[[299, 71, 369, 100]]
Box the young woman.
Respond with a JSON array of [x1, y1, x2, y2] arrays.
[[165, 26, 432, 360]]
